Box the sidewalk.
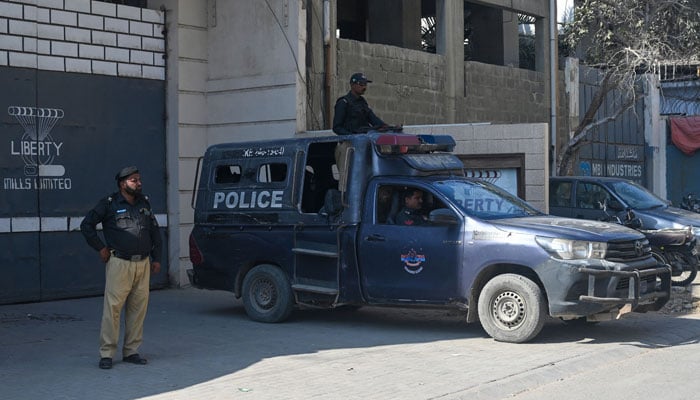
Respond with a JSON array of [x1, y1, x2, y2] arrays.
[[2, 287, 699, 400]]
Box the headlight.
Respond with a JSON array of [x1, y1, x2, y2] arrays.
[[535, 237, 607, 260], [692, 227, 700, 237]]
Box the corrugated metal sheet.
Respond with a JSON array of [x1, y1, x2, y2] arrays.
[[574, 66, 646, 185]]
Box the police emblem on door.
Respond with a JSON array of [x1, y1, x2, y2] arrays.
[[401, 247, 426, 274]]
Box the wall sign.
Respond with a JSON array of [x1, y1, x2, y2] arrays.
[[5, 106, 71, 191]]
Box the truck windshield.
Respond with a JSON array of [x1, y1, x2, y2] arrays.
[[434, 180, 542, 220], [608, 181, 667, 209]]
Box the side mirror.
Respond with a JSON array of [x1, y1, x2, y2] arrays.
[[429, 208, 459, 225]]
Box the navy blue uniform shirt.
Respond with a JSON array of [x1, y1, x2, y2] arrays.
[[81, 192, 162, 263], [395, 207, 428, 226], [332, 91, 386, 135]]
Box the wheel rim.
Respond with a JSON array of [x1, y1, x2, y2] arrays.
[[491, 290, 526, 330], [251, 276, 277, 311]]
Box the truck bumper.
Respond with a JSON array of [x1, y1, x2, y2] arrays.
[[547, 262, 671, 318], [186, 267, 236, 292], [576, 265, 671, 312]]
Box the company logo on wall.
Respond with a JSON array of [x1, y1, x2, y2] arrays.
[[5, 106, 71, 190]]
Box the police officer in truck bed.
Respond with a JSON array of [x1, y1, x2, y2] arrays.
[[80, 166, 162, 370], [333, 73, 400, 192], [332, 72, 388, 135]]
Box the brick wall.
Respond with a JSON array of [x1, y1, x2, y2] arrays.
[[335, 38, 568, 140], [404, 124, 548, 210], [462, 61, 547, 124], [0, 0, 164, 80], [336, 39, 446, 127]]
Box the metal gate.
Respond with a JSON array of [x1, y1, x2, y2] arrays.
[[573, 66, 647, 186], [0, 66, 168, 304], [662, 81, 700, 206]]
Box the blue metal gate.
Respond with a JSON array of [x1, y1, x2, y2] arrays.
[[662, 80, 700, 206], [0, 66, 168, 304]]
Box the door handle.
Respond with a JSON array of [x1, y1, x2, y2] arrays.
[[365, 233, 385, 242]]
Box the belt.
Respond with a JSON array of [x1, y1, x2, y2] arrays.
[[111, 250, 148, 262]]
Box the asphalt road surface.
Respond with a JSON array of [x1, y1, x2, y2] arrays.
[[1, 288, 699, 400]]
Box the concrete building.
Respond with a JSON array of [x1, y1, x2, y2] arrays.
[[155, 0, 560, 286], [1, 0, 561, 298]]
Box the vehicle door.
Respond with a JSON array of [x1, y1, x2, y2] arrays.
[[572, 181, 613, 220], [357, 181, 464, 303], [549, 179, 574, 217]]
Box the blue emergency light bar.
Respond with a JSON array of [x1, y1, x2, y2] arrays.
[[374, 133, 456, 154]]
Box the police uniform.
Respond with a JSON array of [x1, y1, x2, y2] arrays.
[[332, 91, 386, 135], [395, 206, 428, 226], [80, 166, 162, 367]]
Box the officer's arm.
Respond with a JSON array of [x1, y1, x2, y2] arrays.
[[80, 200, 108, 252], [367, 108, 387, 129], [332, 99, 352, 135]]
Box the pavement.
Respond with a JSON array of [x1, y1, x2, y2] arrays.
[[1, 286, 700, 400]]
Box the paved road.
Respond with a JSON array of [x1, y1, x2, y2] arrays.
[[1, 287, 699, 400]]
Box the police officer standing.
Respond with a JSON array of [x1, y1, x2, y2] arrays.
[[332, 72, 387, 135], [332, 73, 400, 192], [81, 166, 162, 370]]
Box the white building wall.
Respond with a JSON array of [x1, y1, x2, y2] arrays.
[[205, 0, 304, 143], [149, 0, 208, 285], [151, 0, 308, 286], [0, 0, 165, 79]]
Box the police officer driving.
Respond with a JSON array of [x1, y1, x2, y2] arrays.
[[80, 166, 162, 370]]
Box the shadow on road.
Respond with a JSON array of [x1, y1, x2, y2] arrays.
[[2, 287, 699, 400]]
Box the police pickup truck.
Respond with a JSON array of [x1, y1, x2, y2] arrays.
[[188, 132, 670, 343]]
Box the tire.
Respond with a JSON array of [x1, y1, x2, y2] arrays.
[[650, 250, 667, 266], [666, 251, 698, 287], [477, 274, 547, 343], [241, 264, 294, 323]]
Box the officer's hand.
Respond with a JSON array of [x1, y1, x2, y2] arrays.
[[99, 247, 111, 263], [151, 261, 161, 274]]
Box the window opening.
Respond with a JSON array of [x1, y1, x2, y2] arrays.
[[301, 142, 338, 213], [215, 165, 242, 184], [258, 163, 288, 183]]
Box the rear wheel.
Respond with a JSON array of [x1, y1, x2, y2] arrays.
[[242, 264, 294, 323], [478, 274, 546, 343], [666, 251, 698, 287]]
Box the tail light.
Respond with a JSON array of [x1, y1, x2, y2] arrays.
[[189, 233, 204, 265]]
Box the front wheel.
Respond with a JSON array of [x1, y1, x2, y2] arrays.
[[478, 274, 547, 343], [242, 264, 294, 323]]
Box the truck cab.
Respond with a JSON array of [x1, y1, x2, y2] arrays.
[[188, 133, 670, 343]]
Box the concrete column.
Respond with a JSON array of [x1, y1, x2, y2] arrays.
[[535, 14, 554, 175], [436, 0, 464, 123], [502, 11, 519, 67], [148, 0, 183, 286], [644, 74, 666, 198], [564, 57, 579, 140]]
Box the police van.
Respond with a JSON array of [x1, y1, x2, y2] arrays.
[[188, 132, 670, 343]]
